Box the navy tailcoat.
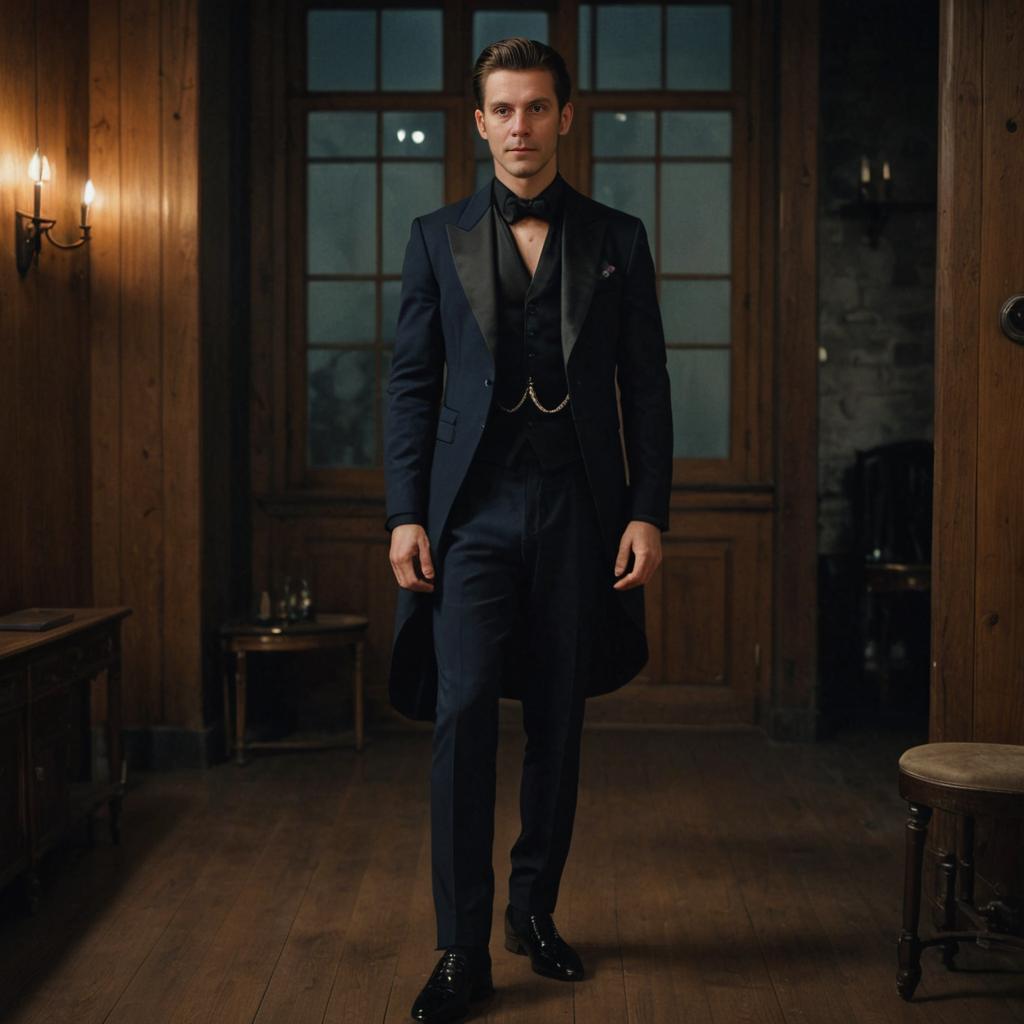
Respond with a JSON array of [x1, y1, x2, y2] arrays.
[[385, 178, 673, 721]]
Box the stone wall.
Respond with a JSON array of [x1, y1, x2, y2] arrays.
[[817, 0, 938, 556]]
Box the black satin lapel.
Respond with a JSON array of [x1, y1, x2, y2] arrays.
[[447, 214, 498, 360], [561, 202, 608, 366]]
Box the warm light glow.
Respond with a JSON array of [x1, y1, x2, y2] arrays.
[[28, 149, 42, 182], [41, 156, 51, 182], [83, 179, 95, 205]]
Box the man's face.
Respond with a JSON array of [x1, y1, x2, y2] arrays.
[[474, 68, 573, 182]]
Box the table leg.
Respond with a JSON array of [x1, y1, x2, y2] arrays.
[[222, 644, 232, 760], [107, 655, 125, 843], [354, 640, 364, 753], [235, 650, 248, 766]]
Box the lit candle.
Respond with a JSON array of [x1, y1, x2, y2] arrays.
[[27, 148, 43, 219], [81, 179, 95, 227], [860, 156, 871, 184], [882, 160, 891, 181]]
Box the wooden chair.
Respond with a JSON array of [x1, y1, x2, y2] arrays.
[[897, 742, 1024, 1000]]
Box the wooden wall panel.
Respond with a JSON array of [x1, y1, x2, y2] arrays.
[[773, 0, 819, 740], [89, 0, 124, 613], [930, 0, 981, 744], [161, 0, 202, 730], [930, 0, 1024, 922], [0, 0, 91, 615], [118, 0, 166, 728], [88, 0, 208, 744], [972, 0, 1024, 745]]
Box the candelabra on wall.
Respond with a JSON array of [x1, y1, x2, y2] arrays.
[[838, 155, 933, 248], [15, 148, 94, 276]]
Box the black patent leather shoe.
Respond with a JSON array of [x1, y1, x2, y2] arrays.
[[504, 905, 584, 981], [410, 948, 494, 1023]]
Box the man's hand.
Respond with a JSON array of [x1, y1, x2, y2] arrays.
[[390, 524, 435, 592], [612, 520, 662, 591]]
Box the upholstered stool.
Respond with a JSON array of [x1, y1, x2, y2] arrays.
[[897, 742, 1024, 1000]]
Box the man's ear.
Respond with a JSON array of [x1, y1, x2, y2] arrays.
[[558, 101, 574, 136], [474, 108, 487, 139]]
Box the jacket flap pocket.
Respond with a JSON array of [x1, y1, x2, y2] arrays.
[[438, 404, 459, 425], [436, 420, 456, 443]]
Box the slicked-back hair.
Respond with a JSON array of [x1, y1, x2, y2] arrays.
[[472, 37, 572, 112]]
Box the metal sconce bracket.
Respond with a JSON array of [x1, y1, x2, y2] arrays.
[[15, 210, 91, 276]]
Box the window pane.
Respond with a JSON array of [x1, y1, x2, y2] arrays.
[[308, 282, 376, 344], [660, 280, 730, 344], [382, 162, 444, 274], [472, 11, 549, 62], [307, 10, 375, 92], [596, 5, 661, 90], [661, 162, 730, 274], [381, 281, 402, 343], [381, 9, 443, 91], [475, 161, 492, 191], [578, 5, 593, 90], [308, 112, 376, 158], [308, 349, 376, 467], [666, 5, 731, 91], [593, 111, 656, 157], [667, 348, 730, 458], [592, 163, 656, 242], [662, 111, 731, 157], [308, 163, 376, 274], [382, 111, 445, 158]]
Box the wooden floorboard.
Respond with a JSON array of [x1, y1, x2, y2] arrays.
[[3, 726, 1024, 1024]]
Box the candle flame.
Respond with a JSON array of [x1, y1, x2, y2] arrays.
[[83, 179, 96, 205]]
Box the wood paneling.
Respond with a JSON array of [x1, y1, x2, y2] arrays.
[[930, 0, 1024, 926], [772, 0, 819, 739], [89, 0, 206, 737], [0, 0, 91, 616], [931, 0, 982, 746]]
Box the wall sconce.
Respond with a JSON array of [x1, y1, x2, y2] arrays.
[[15, 148, 94, 276], [838, 155, 933, 248]]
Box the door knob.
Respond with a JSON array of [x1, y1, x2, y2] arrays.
[[999, 295, 1024, 345]]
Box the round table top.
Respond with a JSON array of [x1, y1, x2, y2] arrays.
[[220, 612, 369, 638]]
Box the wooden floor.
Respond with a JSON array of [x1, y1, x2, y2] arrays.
[[3, 723, 1024, 1023]]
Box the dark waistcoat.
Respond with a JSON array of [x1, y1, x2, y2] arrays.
[[474, 182, 581, 468]]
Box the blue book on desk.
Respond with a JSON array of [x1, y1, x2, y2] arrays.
[[0, 608, 75, 631]]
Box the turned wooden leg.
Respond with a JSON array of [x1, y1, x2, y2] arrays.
[[353, 640, 365, 753], [897, 801, 932, 1000], [222, 643, 233, 761], [939, 847, 959, 968], [957, 814, 975, 906], [235, 650, 248, 766]]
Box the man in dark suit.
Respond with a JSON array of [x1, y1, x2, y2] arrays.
[[385, 37, 672, 1023]]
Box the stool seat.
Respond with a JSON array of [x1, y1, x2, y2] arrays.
[[900, 742, 1024, 795]]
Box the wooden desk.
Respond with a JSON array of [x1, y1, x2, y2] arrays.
[[220, 613, 369, 765], [0, 607, 131, 909]]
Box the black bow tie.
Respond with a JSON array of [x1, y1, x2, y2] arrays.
[[500, 192, 552, 224]]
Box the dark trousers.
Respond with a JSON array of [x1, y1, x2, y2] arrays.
[[430, 446, 606, 949]]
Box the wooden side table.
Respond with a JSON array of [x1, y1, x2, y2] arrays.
[[220, 613, 369, 765]]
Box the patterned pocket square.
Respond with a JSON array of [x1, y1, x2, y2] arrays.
[[599, 262, 617, 279]]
